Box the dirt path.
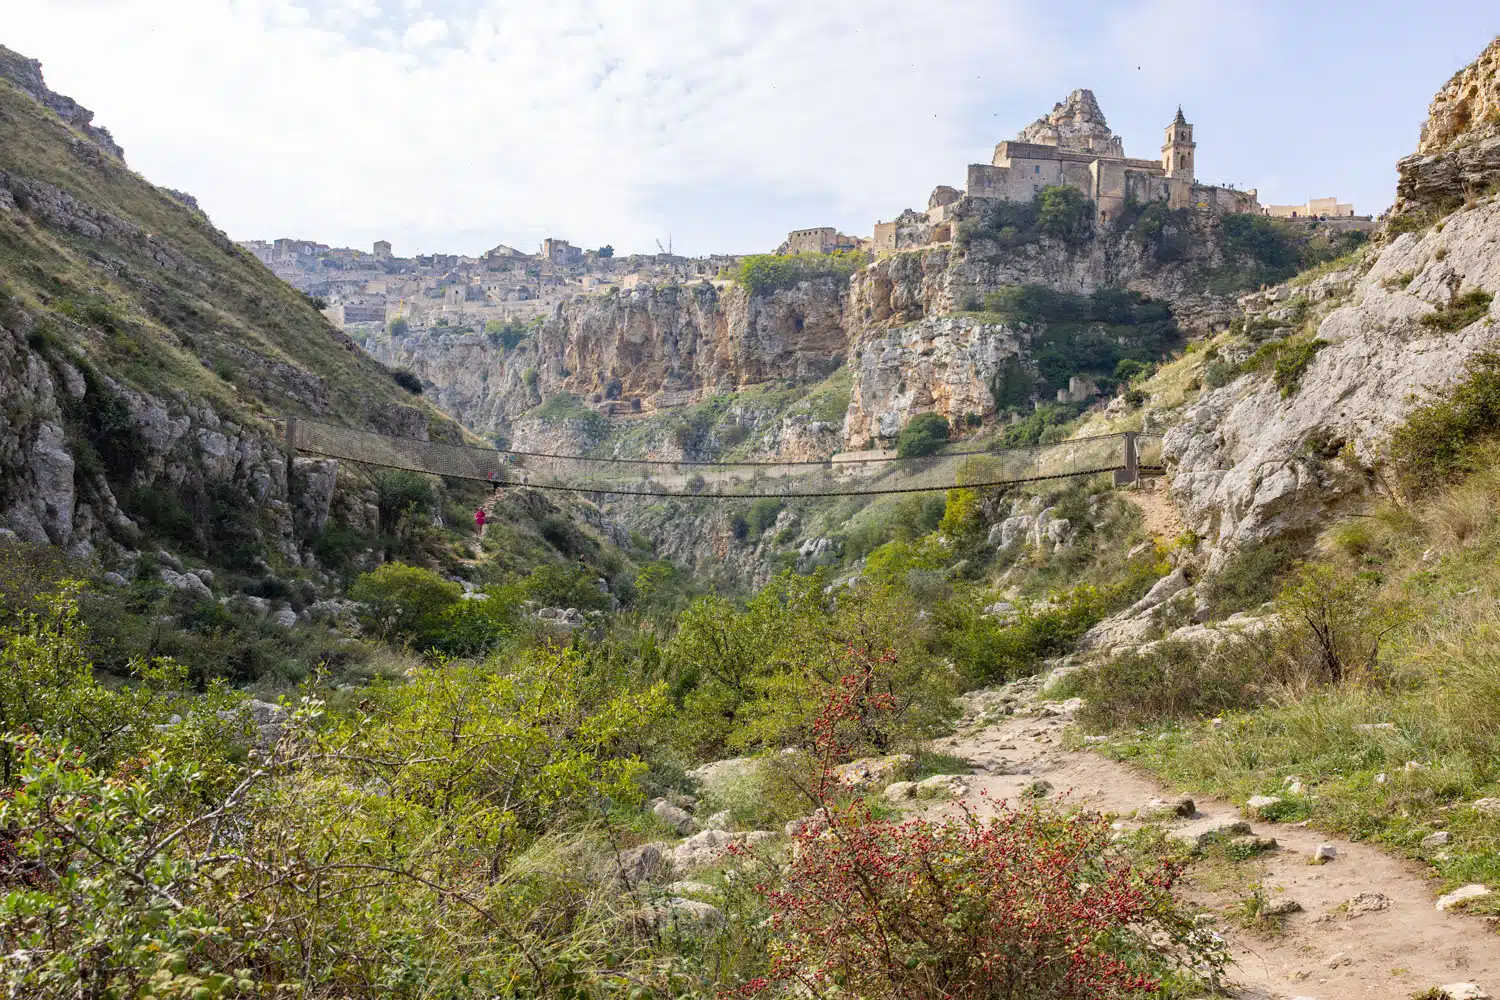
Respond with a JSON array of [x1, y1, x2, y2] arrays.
[[924, 706, 1499, 1000], [1122, 477, 1185, 541]]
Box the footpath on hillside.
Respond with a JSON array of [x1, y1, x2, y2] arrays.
[[920, 678, 1499, 1000]]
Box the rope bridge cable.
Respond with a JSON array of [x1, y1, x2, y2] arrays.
[[282, 418, 1163, 499]]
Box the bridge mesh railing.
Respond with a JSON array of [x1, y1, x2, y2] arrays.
[[287, 419, 1160, 498]]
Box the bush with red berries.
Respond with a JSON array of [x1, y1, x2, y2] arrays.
[[729, 656, 1225, 999]]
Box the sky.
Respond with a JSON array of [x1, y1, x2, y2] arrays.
[[6, 1, 1499, 257]]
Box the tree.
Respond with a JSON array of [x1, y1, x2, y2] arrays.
[[387, 315, 409, 337], [350, 562, 462, 648], [597, 245, 614, 258], [895, 413, 950, 458], [1037, 184, 1094, 244]]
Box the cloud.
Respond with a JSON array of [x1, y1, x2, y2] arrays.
[[402, 16, 449, 47], [4, 0, 1086, 255]]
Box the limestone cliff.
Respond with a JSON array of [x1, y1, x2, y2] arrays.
[[1163, 206, 1499, 567], [840, 212, 1256, 446], [366, 277, 849, 448], [1395, 35, 1500, 216]]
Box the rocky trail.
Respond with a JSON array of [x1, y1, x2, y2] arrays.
[[922, 690, 1500, 1000]]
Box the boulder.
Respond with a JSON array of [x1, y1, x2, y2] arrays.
[[616, 844, 666, 887], [1311, 843, 1337, 864], [830, 754, 915, 792], [1245, 795, 1283, 819], [1436, 884, 1492, 912], [882, 781, 917, 803], [652, 801, 695, 835], [667, 829, 774, 872], [1170, 818, 1252, 849], [628, 897, 724, 935], [914, 774, 970, 800]]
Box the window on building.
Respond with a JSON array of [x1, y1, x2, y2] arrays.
[[1034, 165, 1041, 174]]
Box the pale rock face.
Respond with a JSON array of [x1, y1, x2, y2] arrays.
[[1396, 35, 1500, 216], [1016, 88, 1122, 156], [1165, 199, 1500, 567], [366, 279, 850, 445], [844, 315, 1023, 448]]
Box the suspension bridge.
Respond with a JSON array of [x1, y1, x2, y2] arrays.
[[283, 418, 1163, 499]]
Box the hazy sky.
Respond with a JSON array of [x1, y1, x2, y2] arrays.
[[7, 1, 1498, 257]]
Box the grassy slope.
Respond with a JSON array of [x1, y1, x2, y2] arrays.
[[0, 74, 446, 431]]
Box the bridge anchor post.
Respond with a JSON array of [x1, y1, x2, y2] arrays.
[[1112, 432, 1139, 487]]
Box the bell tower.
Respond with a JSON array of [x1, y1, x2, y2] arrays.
[[1162, 107, 1195, 181]]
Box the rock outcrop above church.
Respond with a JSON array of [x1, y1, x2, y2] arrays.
[[1015, 88, 1124, 157]]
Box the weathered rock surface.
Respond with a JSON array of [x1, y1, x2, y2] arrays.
[[366, 278, 849, 445], [1395, 35, 1500, 217], [844, 315, 1023, 447], [1164, 199, 1500, 567]]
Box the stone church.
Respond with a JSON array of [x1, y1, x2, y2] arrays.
[[876, 90, 1260, 250]]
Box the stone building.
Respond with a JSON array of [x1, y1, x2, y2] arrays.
[[373, 239, 392, 260], [785, 227, 860, 254], [879, 90, 1260, 251], [541, 238, 583, 266], [1263, 197, 1356, 219]]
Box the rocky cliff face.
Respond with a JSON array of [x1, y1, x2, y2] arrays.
[[367, 278, 849, 447], [1395, 35, 1500, 216], [1164, 198, 1500, 567], [0, 52, 450, 573], [0, 44, 125, 162], [839, 216, 1243, 446], [844, 316, 1025, 447]]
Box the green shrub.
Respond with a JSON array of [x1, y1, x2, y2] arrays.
[[390, 367, 423, 394], [1272, 338, 1328, 397], [1198, 539, 1300, 619], [1390, 349, 1500, 491], [1073, 638, 1266, 729], [387, 315, 409, 336], [522, 562, 611, 611], [958, 186, 1092, 250], [982, 285, 1180, 393], [664, 574, 957, 759], [1036, 184, 1094, 244], [895, 413, 950, 457], [1420, 290, 1493, 333], [729, 251, 868, 294], [484, 318, 529, 350], [746, 498, 784, 537], [371, 469, 435, 536], [350, 562, 462, 649]]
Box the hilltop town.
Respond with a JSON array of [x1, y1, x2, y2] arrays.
[[235, 235, 746, 335], [242, 88, 1372, 340]]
